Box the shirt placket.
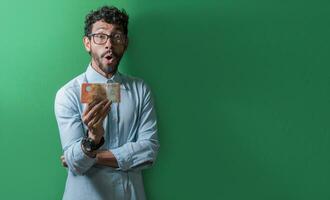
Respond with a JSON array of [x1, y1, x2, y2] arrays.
[[107, 79, 120, 149]]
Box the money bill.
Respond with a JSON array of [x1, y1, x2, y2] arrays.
[[81, 83, 121, 103]]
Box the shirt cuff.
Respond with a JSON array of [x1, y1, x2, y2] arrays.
[[111, 147, 132, 171], [64, 140, 97, 175]]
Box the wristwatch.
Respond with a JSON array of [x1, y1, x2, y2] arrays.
[[81, 134, 105, 158]]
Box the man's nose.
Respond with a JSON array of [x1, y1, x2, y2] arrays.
[[105, 38, 113, 49]]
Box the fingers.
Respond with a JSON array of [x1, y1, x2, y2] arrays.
[[60, 155, 68, 168], [89, 100, 112, 128], [93, 101, 112, 127], [87, 99, 107, 120], [83, 99, 101, 116], [101, 100, 112, 116], [83, 99, 108, 126]]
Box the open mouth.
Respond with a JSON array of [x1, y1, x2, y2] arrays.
[[105, 55, 112, 60], [104, 54, 116, 62]]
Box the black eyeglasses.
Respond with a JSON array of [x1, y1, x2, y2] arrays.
[[88, 32, 125, 45]]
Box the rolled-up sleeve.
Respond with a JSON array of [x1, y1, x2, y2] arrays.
[[54, 88, 96, 175], [111, 82, 160, 171]]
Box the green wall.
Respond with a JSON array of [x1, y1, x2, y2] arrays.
[[0, 0, 330, 199]]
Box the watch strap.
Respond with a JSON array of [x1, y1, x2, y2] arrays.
[[81, 134, 105, 158]]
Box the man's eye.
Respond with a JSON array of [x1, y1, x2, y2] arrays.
[[113, 33, 123, 39], [96, 34, 107, 39]]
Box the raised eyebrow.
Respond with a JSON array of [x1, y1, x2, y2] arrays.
[[94, 27, 123, 32], [112, 28, 124, 32], [94, 31, 123, 35], [95, 27, 107, 31], [93, 30, 107, 34]]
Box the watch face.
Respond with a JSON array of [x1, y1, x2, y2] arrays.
[[83, 137, 104, 152], [87, 138, 96, 150], [83, 138, 93, 152], [85, 144, 92, 152]]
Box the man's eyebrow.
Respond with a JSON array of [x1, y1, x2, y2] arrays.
[[95, 27, 107, 31], [94, 27, 124, 32]]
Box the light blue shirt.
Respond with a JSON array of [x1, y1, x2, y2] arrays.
[[54, 64, 159, 200]]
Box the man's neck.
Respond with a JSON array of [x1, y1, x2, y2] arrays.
[[91, 62, 114, 79]]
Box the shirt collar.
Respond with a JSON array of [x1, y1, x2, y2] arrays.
[[85, 63, 127, 90]]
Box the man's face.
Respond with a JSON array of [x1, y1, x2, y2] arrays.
[[83, 20, 128, 75]]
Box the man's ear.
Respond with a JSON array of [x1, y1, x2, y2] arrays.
[[83, 36, 91, 53]]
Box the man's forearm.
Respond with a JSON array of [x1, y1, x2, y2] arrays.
[[96, 150, 119, 168], [61, 150, 153, 170], [60, 150, 118, 168]]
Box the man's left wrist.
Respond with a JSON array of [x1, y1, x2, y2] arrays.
[[88, 135, 102, 145], [81, 141, 97, 158], [81, 134, 105, 158]]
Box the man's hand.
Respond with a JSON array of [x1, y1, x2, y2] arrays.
[[60, 155, 68, 168], [60, 99, 111, 168], [82, 98, 112, 144]]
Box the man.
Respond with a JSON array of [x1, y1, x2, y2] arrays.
[[54, 6, 159, 200]]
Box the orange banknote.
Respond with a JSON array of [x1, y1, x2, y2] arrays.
[[81, 83, 121, 103]]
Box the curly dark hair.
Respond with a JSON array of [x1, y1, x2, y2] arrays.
[[84, 6, 129, 37]]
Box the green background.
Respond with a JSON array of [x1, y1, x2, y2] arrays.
[[0, 0, 329, 199]]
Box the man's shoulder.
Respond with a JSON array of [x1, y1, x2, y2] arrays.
[[119, 72, 150, 90], [120, 72, 143, 82], [55, 72, 86, 102]]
